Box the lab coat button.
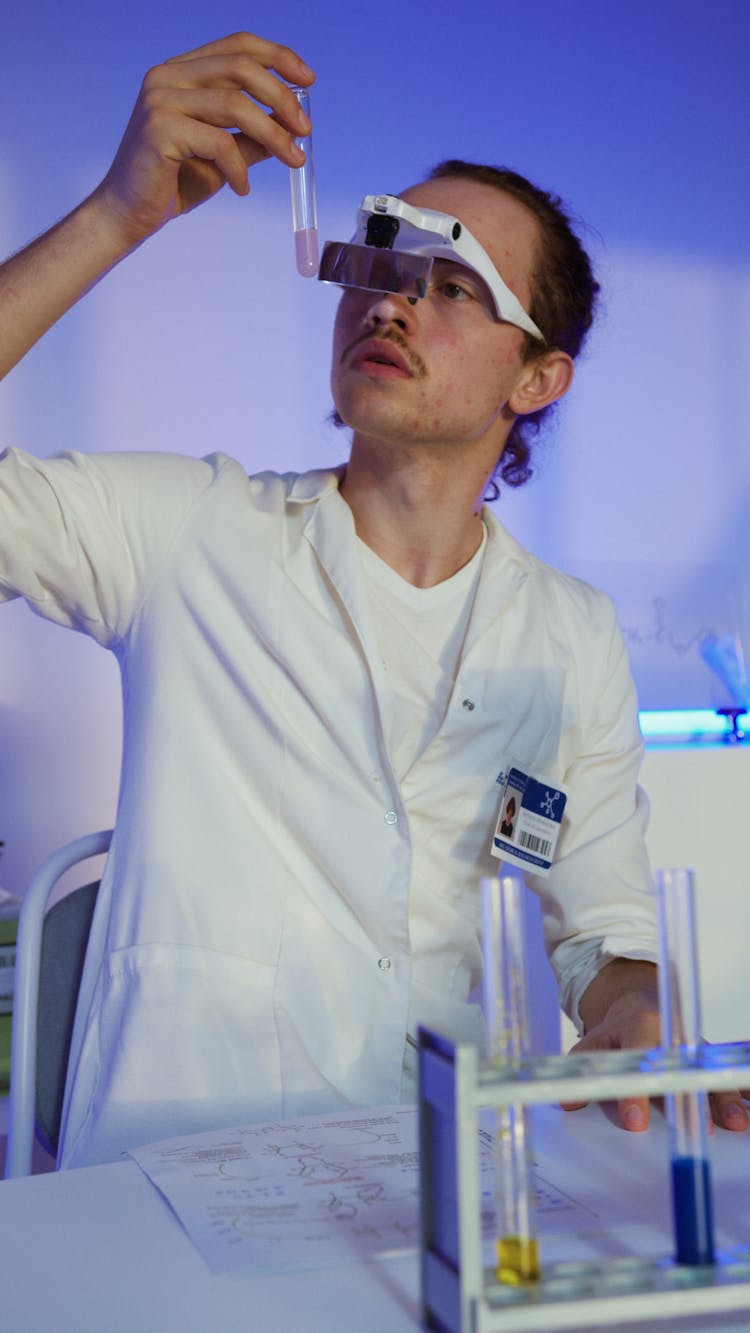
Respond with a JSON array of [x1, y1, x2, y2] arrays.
[[378, 957, 392, 971], [462, 698, 476, 711], [384, 810, 398, 825]]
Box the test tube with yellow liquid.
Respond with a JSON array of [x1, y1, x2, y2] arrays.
[[481, 872, 540, 1285]]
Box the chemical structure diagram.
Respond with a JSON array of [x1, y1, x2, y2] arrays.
[[135, 1108, 613, 1275], [184, 1112, 422, 1248]]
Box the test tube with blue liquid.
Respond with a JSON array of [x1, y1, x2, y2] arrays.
[[656, 867, 716, 1266], [289, 85, 318, 277], [481, 872, 540, 1284]]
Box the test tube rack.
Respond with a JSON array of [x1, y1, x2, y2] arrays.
[[417, 1026, 750, 1332]]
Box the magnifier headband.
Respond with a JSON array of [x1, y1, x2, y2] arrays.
[[318, 194, 544, 343]]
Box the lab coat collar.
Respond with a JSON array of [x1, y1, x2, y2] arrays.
[[288, 468, 533, 661], [292, 468, 396, 764], [291, 467, 373, 644], [462, 505, 531, 658], [286, 467, 346, 504]]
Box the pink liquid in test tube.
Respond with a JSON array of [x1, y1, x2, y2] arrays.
[[294, 227, 319, 277], [289, 86, 318, 277]]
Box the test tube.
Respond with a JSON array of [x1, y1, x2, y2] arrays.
[[481, 872, 540, 1284], [289, 86, 318, 277], [656, 867, 716, 1266]]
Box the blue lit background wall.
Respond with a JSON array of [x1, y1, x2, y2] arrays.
[[1, 0, 748, 893]]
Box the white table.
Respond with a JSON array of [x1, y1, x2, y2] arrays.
[[1, 1104, 749, 1332]]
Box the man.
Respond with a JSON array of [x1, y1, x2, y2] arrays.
[[1, 32, 746, 1166]]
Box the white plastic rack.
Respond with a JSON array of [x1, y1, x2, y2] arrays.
[[417, 1029, 750, 1332]]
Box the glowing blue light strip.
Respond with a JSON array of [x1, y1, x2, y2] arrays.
[[638, 709, 743, 739]]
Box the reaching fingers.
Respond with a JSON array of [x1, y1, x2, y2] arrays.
[[141, 54, 312, 170], [97, 32, 316, 242], [148, 54, 313, 153], [564, 1087, 750, 1135], [140, 87, 304, 179], [559, 1029, 596, 1114], [710, 1090, 750, 1132], [165, 30, 315, 91], [559, 1022, 654, 1128], [162, 31, 315, 159], [616, 1096, 650, 1132], [560, 1094, 651, 1130]]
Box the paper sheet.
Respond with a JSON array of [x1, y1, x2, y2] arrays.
[[131, 1104, 637, 1276]]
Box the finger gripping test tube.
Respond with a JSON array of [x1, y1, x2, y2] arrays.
[[481, 872, 540, 1284], [657, 867, 716, 1266], [289, 86, 318, 277]]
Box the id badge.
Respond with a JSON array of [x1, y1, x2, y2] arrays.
[[490, 764, 567, 877]]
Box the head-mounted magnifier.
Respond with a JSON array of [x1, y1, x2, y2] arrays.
[[318, 194, 544, 343]]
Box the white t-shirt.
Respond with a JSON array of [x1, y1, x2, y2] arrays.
[[358, 524, 487, 779]]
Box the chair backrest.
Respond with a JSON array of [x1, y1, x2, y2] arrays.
[[35, 881, 100, 1154], [4, 830, 113, 1178]]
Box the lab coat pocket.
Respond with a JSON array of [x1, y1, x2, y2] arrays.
[[84, 943, 283, 1152]]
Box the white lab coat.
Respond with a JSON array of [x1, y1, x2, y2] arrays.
[[0, 448, 657, 1167]]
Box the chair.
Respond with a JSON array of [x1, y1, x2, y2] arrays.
[[4, 829, 113, 1178]]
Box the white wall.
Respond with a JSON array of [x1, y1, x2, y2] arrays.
[[559, 742, 750, 1052], [1, 0, 749, 895]]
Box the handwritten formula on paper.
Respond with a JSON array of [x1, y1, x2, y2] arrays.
[[132, 1105, 610, 1276], [132, 1107, 422, 1273]]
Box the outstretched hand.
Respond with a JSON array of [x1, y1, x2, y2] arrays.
[[561, 959, 750, 1133], [93, 31, 315, 248]]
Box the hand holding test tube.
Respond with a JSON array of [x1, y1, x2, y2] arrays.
[[289, 86, 318, 276]]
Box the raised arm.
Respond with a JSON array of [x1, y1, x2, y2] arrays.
[[0, 31, 314, 380]]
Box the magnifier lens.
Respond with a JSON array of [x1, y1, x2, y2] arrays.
[[318, 242, 433, 299]]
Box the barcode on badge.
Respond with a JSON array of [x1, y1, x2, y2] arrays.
[[517, 830, 552, 859]]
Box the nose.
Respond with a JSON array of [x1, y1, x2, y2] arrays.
[[364, 289, 419, 335]]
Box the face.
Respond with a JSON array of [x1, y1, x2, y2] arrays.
[[330, 176, 542, 455]]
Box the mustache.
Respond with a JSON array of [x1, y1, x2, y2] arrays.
[[341, 327, 427, 379]]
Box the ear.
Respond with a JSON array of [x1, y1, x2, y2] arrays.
[[508, 350, 574, 417]]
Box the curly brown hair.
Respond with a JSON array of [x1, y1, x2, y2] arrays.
[[426, 160, 600, 497]]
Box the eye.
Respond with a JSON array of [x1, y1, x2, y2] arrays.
[[437, 278, 474, 302]]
